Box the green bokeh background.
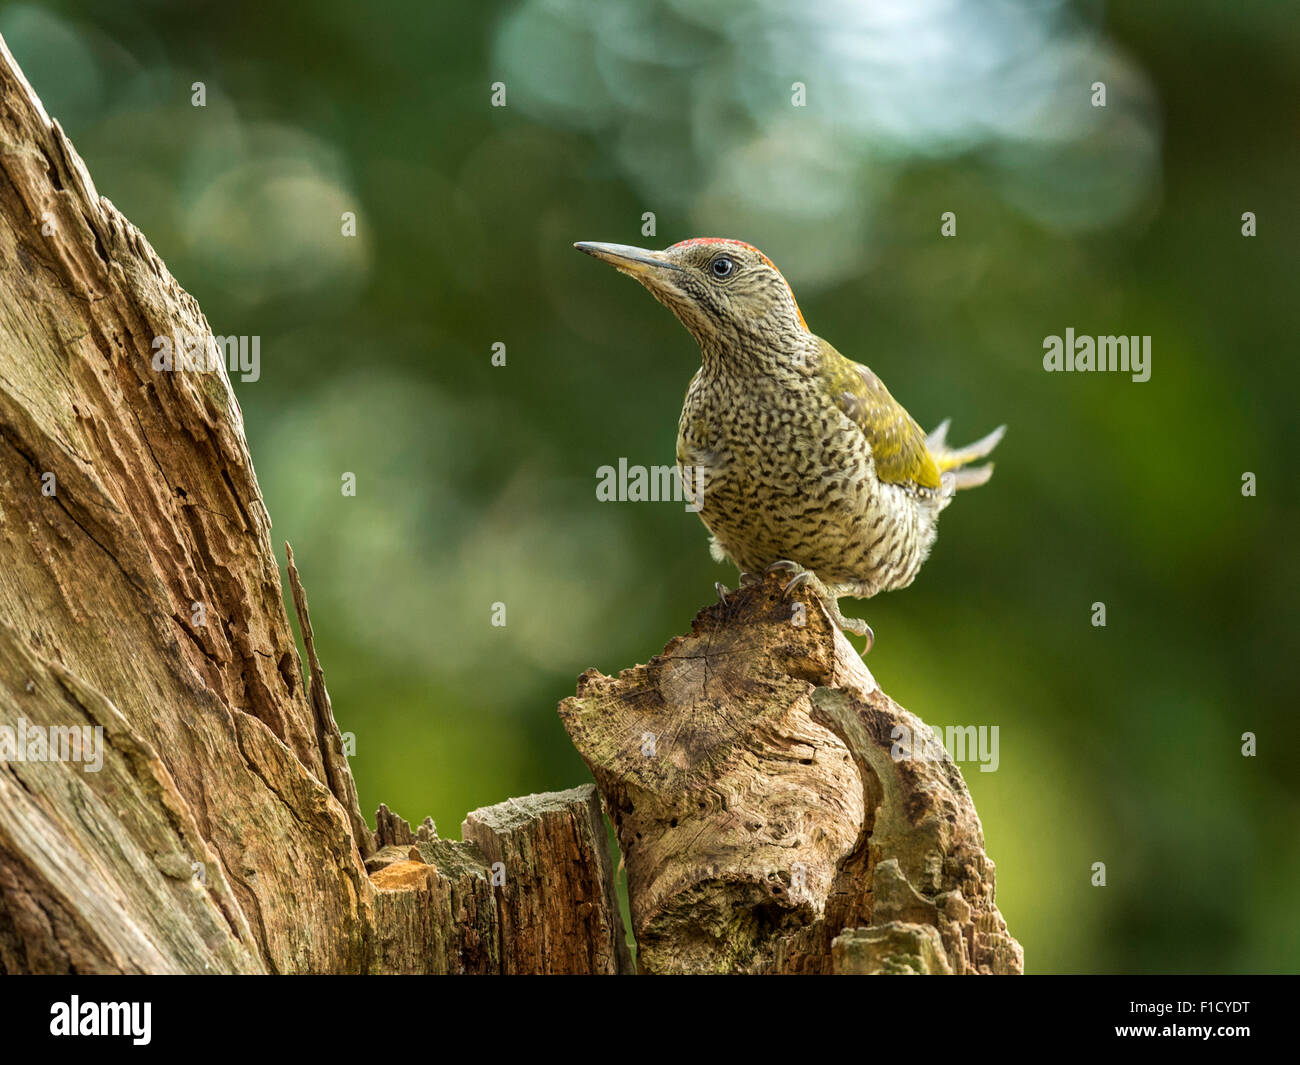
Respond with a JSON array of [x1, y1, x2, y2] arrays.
[[5, 0, 1295, 973]]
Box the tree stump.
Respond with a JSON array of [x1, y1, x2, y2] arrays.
[[560, 575, 1024, 975]]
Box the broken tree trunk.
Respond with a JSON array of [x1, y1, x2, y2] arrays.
[[560, 574, 1024, 975], [0, 35, 628, 975]]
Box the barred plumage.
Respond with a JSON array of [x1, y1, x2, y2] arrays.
[[576, 237, 1004, 644]]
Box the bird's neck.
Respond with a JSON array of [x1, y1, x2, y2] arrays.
[[695, 327, 817, 388]]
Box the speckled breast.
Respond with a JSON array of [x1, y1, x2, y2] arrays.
[[677, 375, 938, 593]]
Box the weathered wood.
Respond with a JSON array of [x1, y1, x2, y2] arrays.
[[560, 574, 1023, 974], [370, 788, 632, 974], [370, 841, 500, 975], [0, 619, 264, 974], [463, 785, 634, 974], [371, 802, 436, 857], [286, 542, 373, 859], [799, 686, 1023, 975], [0, 32, 371, 974], [0, 35, 628, 975]]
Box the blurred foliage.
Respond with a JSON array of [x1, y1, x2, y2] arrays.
[[4, 0, 1296, 974]]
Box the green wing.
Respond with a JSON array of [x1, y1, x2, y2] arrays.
[[818, 337, 942, 490]]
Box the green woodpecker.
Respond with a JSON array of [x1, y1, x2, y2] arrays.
[[575, 237, 1004, 650]]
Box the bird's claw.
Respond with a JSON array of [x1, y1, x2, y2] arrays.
[[840, 617, 875, 654], [714, 581, 732, 603], [782, 570, 814, 598], [769, 563, 875, 654], [818, 600, 875, 654], [764, 559, 803, 576], [738, 571, 762, 587]]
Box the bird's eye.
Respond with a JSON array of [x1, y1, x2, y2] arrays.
[[710, 255, 735, 279]]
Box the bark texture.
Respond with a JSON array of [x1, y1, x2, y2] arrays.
[[560, 574, 1024, 975], [0, 33, 369, 974], [0, 36, 629, 975], [368, 788, 632, 975]]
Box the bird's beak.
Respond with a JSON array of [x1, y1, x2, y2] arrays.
[[574, 241, 682, 281]]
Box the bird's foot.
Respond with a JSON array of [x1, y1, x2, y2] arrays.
[[738, 571, 763, 588], [765, 561, 875, 653], [714, 581, 732, 604]]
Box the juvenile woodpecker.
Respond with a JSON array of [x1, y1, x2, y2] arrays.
[[576, 237, 1004, 650]]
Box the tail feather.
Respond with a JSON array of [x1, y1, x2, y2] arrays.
[[927, 422, 1005, 489], [945, 463, 995, 490], [925, 417, 952, 453]]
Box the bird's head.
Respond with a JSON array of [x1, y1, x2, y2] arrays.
[[574, 238, 809, 360]]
